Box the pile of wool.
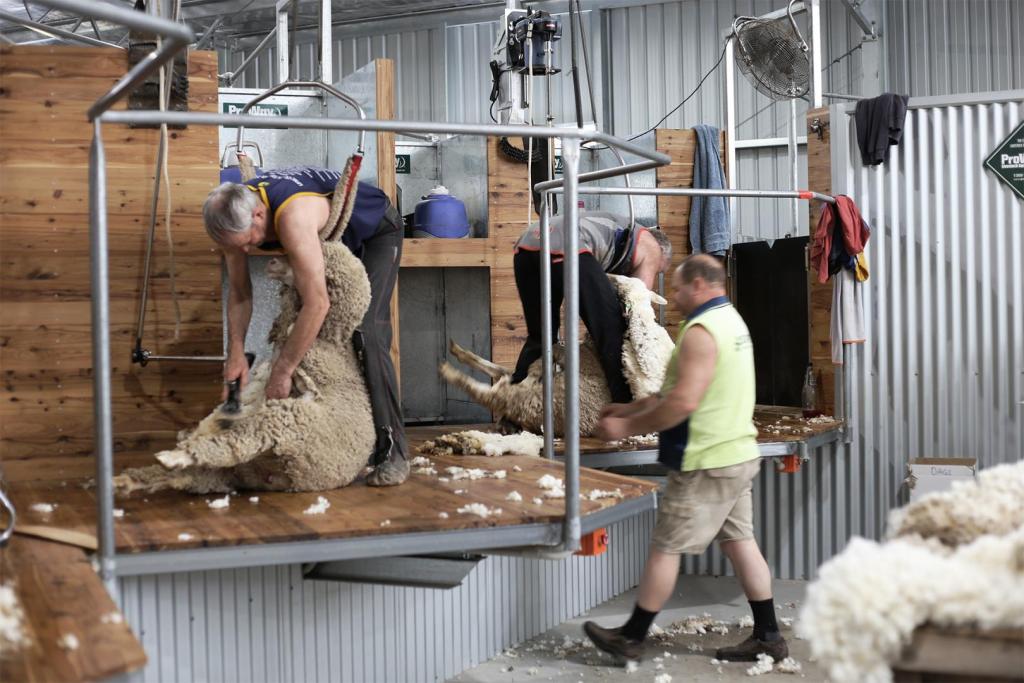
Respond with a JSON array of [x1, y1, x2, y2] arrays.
[[418, 430, 544, 458], [888, 460, 1024, 546], [799, 527, 1024, 682]]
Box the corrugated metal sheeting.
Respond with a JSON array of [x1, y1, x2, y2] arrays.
[[886, 0, 1024, 97], [837, 95, 1023, 502], [117, 513, 653, 683], [220, 26, 448, 121]]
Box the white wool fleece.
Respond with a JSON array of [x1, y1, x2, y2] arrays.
[[798, 529, 1024, 683]]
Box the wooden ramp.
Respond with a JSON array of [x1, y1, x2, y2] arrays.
[[9, 453, 656, 575], [0, 536, 146, 683]]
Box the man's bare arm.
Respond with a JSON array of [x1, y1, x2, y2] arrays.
[[223, 249, 253, 390], [272, 215, 330, 382], [622, 324, 718, 434]]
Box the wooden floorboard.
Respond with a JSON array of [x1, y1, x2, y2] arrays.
[[410, 407, 842, 454], [9, 455, 656, 554], [0, 536, 147, 683]]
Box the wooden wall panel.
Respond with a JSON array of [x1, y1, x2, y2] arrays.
[[654, 128, 727, 330], [486, 138, 531, 369], [0, 47, 221, 482], [373, 58, 401, 384], [806, 107, 835, 414]]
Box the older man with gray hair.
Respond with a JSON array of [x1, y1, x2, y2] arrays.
[[203, 167, 408, 487]]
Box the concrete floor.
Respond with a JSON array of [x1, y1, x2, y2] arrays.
[[450, 575, 826, 682]]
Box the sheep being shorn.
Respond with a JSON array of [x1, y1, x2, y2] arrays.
[[798, 460, 1024, 683], [114, 241, 375, 494], [440, 275, 674, 437]]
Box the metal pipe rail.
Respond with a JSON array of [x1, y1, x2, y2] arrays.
[[233, 79, 368, 155], [220, 25, 277, 87], [545, 186, 837, 204], [75, 83, 670, 583]]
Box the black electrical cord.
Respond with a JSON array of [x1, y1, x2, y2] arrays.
[[498, 136, 544, 163], [589, 39, 729, 150]]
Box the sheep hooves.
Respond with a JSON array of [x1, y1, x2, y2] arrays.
[[448, 340, 510, 380]]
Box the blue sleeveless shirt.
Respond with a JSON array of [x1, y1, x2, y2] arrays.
[[229, 166, 389, 256]]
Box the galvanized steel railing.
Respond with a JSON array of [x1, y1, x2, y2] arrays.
[[39, 0, 840, 590]]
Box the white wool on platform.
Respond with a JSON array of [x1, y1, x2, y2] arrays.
[[799, 528, 1024, 683]]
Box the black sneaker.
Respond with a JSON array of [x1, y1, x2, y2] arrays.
[[714, 634, 788, 662], [583, 622, 643, 664]]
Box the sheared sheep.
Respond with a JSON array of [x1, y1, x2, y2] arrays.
[[439, 275, 674, 437], [114, 241, 375, 494], [798, 460, 1024, 683]]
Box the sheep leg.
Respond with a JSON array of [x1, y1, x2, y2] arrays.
[[114, 465, 235, 495], [438, 361, 501, 405], [157, 414, 277, 471], [448, 340, 510, 380]]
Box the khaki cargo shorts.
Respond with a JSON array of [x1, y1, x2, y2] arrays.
[[652, 458, 762, 555]]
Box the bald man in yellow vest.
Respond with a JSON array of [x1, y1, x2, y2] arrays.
[[584, 254, 787, 665]]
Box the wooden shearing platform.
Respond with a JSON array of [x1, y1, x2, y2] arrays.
[[409, 408, 844, 469], [8, 454, 657, 576]]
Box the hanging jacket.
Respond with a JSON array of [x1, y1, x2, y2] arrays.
[[854, 93, 910, 166], [810, 195, 871, 284]]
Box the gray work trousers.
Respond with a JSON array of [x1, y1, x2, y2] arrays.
[[356, 205, 408, 463]]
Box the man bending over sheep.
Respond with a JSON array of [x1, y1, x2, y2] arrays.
[[584, 255, 786, 664], [513, 210, 672, 404], [203, 166, 409, 486]]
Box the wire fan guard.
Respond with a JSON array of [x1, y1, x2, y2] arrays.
[[732, 15, 810, 101]]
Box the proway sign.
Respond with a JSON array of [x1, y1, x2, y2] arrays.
[[984, 120, 1024, 202]]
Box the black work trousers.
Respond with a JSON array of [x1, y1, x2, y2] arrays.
[[511, 250, 633, 404], [357, 206, 408, 463]]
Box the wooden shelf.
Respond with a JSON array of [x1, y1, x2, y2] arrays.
[[401, 237, 494, 268]]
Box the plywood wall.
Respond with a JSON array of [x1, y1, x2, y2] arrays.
[[0, 47, 221, 482], [805, 107, 835, 414], [654, 128, 727, 330], [486, 137, 531, 369]]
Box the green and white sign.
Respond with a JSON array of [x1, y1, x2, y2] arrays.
[[395, 154, 411, 174], [220, 102, 288, 128], [222, 102, 289, 117], [985, 120, 1024, 202]]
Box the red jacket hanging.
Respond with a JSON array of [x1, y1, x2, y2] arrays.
[[810, 195, 871, 284]]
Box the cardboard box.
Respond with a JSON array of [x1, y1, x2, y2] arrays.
[[906, 458, 977, 502]]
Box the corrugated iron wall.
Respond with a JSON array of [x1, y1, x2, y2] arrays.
[[837, 95, 1024, 487], [600, 0, 867, 239], [116, 512, 653, 683], [885, 0, 1024, 96], [219, 25, 447, 121]]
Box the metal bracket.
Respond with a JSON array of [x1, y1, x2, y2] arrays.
[[839, 0, 879, 40], [809, 116, 829, 141]]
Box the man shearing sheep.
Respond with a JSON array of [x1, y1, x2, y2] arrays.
[[203, 166, 409, 487], [512, 210, 673, 404]]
